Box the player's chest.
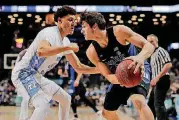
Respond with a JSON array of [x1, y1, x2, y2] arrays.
[[98, 46, 126, 63]]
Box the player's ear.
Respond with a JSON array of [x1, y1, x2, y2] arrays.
[[92, 23, 98, 31], [58, 17, 62, 23]]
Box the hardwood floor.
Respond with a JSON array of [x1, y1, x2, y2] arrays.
[[0, 106, 135, 120]]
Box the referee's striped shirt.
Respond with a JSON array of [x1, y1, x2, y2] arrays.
[[150, 47, 171, 79]]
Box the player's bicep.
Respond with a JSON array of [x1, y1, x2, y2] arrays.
[[114, 25, 146, 48], [86, 44, 99, 65]]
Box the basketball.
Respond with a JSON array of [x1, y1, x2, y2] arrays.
[[115, 59, 142, 88]]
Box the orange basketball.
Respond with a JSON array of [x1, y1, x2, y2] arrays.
[[115, 59, 142, 88]]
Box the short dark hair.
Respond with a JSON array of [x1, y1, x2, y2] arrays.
[[54, 6, 76, 22], [80, 12, 106, 30], [147, 34, 158, 41]]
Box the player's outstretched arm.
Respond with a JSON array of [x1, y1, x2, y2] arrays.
[[65, 52, 100, 74], [37, 40, 79, 57], [86, 44, 120, 84]]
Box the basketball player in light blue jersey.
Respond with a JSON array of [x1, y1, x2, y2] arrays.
[[11, 6, 99, 120]]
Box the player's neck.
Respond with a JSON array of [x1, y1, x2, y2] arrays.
[[95, 30, 108, 48]]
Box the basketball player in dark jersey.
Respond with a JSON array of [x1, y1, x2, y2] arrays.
[[77, 12, 155, 120]]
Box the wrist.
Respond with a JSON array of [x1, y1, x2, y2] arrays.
[[137, 54, 145, 60], [156, 75, 160, 80]]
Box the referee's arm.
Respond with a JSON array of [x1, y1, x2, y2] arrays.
[[156, 49, 172, 79]]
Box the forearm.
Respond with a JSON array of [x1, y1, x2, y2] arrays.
[[137, 42, 154, 60], [105, 74, 120, 84], [157, 63, 172, 78], [66, 53, 99, 74], [97, 62, 119, 84], [128, 33, 154, 60], [37, 46, 71, 57], [81, 63, 99, 73], [75, 65, 100, 74]]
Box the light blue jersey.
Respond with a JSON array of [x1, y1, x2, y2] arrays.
[[12, 26, 72, 97]]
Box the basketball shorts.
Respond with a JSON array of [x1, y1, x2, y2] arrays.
[[12, 68, 61, 102]]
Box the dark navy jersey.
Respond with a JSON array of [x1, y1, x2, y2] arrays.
[[92, 27, 130, 73], [92, 26, 151, 85]]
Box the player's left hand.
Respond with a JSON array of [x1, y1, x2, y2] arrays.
[[69, 43, 79, 53], [150, 76, 160, 86], [125, 56, 145, 77]]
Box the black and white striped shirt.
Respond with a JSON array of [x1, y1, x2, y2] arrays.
[[150, 47, 171, 79]]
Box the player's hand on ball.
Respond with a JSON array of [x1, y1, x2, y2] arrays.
[[125, 55, 145, 76], [69, 43, 79, 52], [74, 80, 79, 87]]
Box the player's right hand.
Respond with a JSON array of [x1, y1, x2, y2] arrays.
[[69, 43, 79, 52], [125, 55, 144, 76], [73, 80, 79, 87]]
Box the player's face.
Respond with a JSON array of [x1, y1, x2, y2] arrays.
[[81, 21, 94, 40], [60, 15, 76, 35], [147, 36, 158, 48]]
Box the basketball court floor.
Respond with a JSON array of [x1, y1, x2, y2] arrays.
[[0, 106, 136, 120]]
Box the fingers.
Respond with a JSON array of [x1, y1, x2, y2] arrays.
[[134, 64, 140, 74], [150, 81, 153, 86], [74, 83, 78, 87], [70, 44, 79, 52], [141, 71, 144, 77], [74, 48, 79, 52], [150, 80, 156, 87], [70, 43, 79, 49], [73, 44, 79, 52], [75, 47, 79, 52], [125, 56, 135, 69], [128, 61, 136, 69]]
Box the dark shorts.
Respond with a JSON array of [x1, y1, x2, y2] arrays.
[[104, 67, 151, 111]]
